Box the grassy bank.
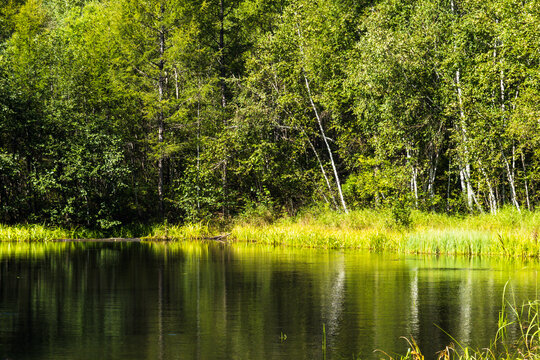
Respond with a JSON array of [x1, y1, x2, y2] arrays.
[[0, 223, 154, 242], [2, 207, 540, 257], [0, 223, 102, 241], [143, 222, 213, 240], [230, 208, 540, 257], [0, 222, 214, 242]]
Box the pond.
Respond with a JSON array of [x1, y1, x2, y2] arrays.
[[0, 241, 538, 359]]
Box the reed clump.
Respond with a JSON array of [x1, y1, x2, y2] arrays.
[[230, 207, 540, 257], [146, 222, 213, 240], [0, 223, 155, 242], [231, 221, 403, 250], [0, 223, 99, 242]]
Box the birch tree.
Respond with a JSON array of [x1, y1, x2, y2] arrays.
[[346, 0, 448, 209], [251, 0, 356, 212]]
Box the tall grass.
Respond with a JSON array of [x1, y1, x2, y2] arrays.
[[2, 207, 539, 255], [232, 222, 402, 250], [0, 223, 159, 242], [145, 222, 213, 240], [0, 223, 101, 242], [230, 207, 540, 257], [0, 222, 217, 242]]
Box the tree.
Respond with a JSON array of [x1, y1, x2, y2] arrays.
[[109, 0, 201, 219]]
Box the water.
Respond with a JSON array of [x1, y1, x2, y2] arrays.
[[0, 241, 538, 360]]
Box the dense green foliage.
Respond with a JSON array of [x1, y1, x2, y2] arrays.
[[1, 0, 539, 229]]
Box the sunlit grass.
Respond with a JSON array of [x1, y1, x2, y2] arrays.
[[0, 222, 217, 242], [231, 222, 403, 250], [230, 208, 540, 257], [2, 207, 539, 257], [0, 223, 100, 242], [145, 222, 213, 240]]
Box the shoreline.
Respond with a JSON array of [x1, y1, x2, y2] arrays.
[[1, 208, 539, 257]]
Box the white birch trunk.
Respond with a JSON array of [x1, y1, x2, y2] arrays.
[[521, 153, 531, 211], [455, 69, 482, 212], [427, 151, 439, 198], [499, 50, 520, 212], [174, 67, 179, 100], [502, 149, 520, 212], [450, 0, 482, 212], [303, 73, 348, 213], [295, 21, 348, 213], [196, 95, 201, 212], [406, 148, 418, 207], [479, 164, 497, 214], [157, 12, 166, 218], [304, 130, 338, 208]]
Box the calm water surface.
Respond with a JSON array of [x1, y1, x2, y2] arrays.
[[0, 241, 538, 359]]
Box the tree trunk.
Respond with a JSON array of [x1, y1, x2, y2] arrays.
[[498, 49, 520, 212], [219, 0, 228, 217], [502, 146, 520, 212], [157, 3, 166, 219], [295, 21, 348, 213], [406, 148, 418, 208], [479, 164, 497, 214], [427, 150, 439, 198], [219, 0, 226, 109], [174, 66, 179, 100], [303, 130, 338, 209], [303, 73, 348, 213], [446, 159, 452, 211], [521, 153, 530, 211], [450, 0, 481, 213], [455, 68, 482, 212]]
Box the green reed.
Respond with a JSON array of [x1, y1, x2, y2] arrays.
[[230, 208, 540, 257], [2, 207, 539, 257], [392, 286, 540, 360], [146, 222, 213, 240], [0, 223, 101, 242]]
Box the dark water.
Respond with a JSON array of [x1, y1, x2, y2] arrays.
[[0, 241, 538, 360]]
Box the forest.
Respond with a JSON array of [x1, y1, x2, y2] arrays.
[[1, 0, 539, 230]]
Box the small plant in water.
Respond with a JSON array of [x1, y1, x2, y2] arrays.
[[280, 332, 287, 342], [384, 283, 540, 360], [376, 337, 424, 360]]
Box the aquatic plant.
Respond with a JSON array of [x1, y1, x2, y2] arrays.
[[391, 285, 540, 360]]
